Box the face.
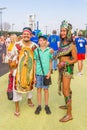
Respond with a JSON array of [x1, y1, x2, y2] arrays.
[[60, 28, 67, 39], [38, 38, 46, 47], [22, 31, 32, 42], [10, 35, 17, 43]]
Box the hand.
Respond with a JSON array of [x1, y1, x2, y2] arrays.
[[46, 72, 51, 79], [34, 76, 37, 84], [85, 53, 87, 59], [58, 62, 65, 69], [50, 48, 54, 54]]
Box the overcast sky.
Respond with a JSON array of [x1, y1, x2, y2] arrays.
[[0, 0, 87, 34]]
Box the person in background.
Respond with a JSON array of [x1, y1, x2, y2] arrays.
[[75, 30, 87, 76], [57, 20, 77, 122], [30, 31, 38, 44], [48, 30, 60, 73], [5, 33, 11, 48], [17, 35, 22, 42], [0, 36, 6, 63], [6, 34, 18, 63]]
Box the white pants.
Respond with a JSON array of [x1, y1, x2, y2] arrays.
[[13, 74, 33, 102], [13, 89, 33, 102]]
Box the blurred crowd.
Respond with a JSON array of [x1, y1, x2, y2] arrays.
[[0, 30, 60, 68], [0, 29, 87, 77], [0, 33, 22, 63]]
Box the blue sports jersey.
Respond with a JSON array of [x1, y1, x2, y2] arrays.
[[48, 35, 60, 51], [30, 36, 38, 44], [75, 37, 87, 54]]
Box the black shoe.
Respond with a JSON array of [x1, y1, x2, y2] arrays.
[[45, 105, 51, 114], [35, 105, 41, 114]]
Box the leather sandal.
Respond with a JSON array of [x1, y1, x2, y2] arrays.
[[14, 112, 20, 116], [28, 100, 34, 107], [59, 105, 68, 109], [59, 115, 73, 122]]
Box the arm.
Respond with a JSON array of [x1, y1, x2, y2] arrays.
[[46, 50, 53, 78], [34, 60, 36, 84], [57, 41, 60, 48], [58, 44, 77, 69], [85, 43, 87, 58], [50, 48, 54, 54], [68, 44, 77, 64], [46, 60, 52, 79], [33, 50, 37, 84], [86, 45, 87, 53]]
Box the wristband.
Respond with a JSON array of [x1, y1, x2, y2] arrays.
[[60, 62, 66, 66], [66, 62, 69, 65]]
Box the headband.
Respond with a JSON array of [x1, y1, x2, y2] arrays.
[[23, 27, 32, 34]]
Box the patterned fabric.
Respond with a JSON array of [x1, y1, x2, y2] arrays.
[[60, 20, 68, 29], [58, 65, 73, 94], [57, 43, 72, 58], [15, 47, 34, 93], [9, 40, 38, 93], [60, 20, 72, 42], [7, 73, 13, 100], [65, 95, 71, 106], [7, 73, 13, 92], [57, 42, 74, 94]]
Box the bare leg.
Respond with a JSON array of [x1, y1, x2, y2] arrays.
[[28, 98, 34, 107], [59, 88, 72, 109], [14, 101, 20, 116], [34, 88, 42, 114], [37, 88, 42, 106], [78, 60, 83, 73], [44, 88, 51, 114], [59, 76, 73, 122], [44, 88, 49, 105]]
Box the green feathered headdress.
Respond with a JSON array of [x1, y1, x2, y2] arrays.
[[60, 20, 68, 29]]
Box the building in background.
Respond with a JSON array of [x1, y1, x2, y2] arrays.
[[29, 14, 36, 31]]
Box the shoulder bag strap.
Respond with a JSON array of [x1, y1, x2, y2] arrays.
[[37, 48, 45, 75]]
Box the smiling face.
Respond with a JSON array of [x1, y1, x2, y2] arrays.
[[60, 28, 67, 39], [22, 31, 32, 42], [38, 38, 47, 47]]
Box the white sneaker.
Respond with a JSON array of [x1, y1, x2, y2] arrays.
[[77, 72, 82, 76], [80, 71, 83, 75]]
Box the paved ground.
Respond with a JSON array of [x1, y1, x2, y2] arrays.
[[0, 61, 87, 130], [0, 63, 9, 77]]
